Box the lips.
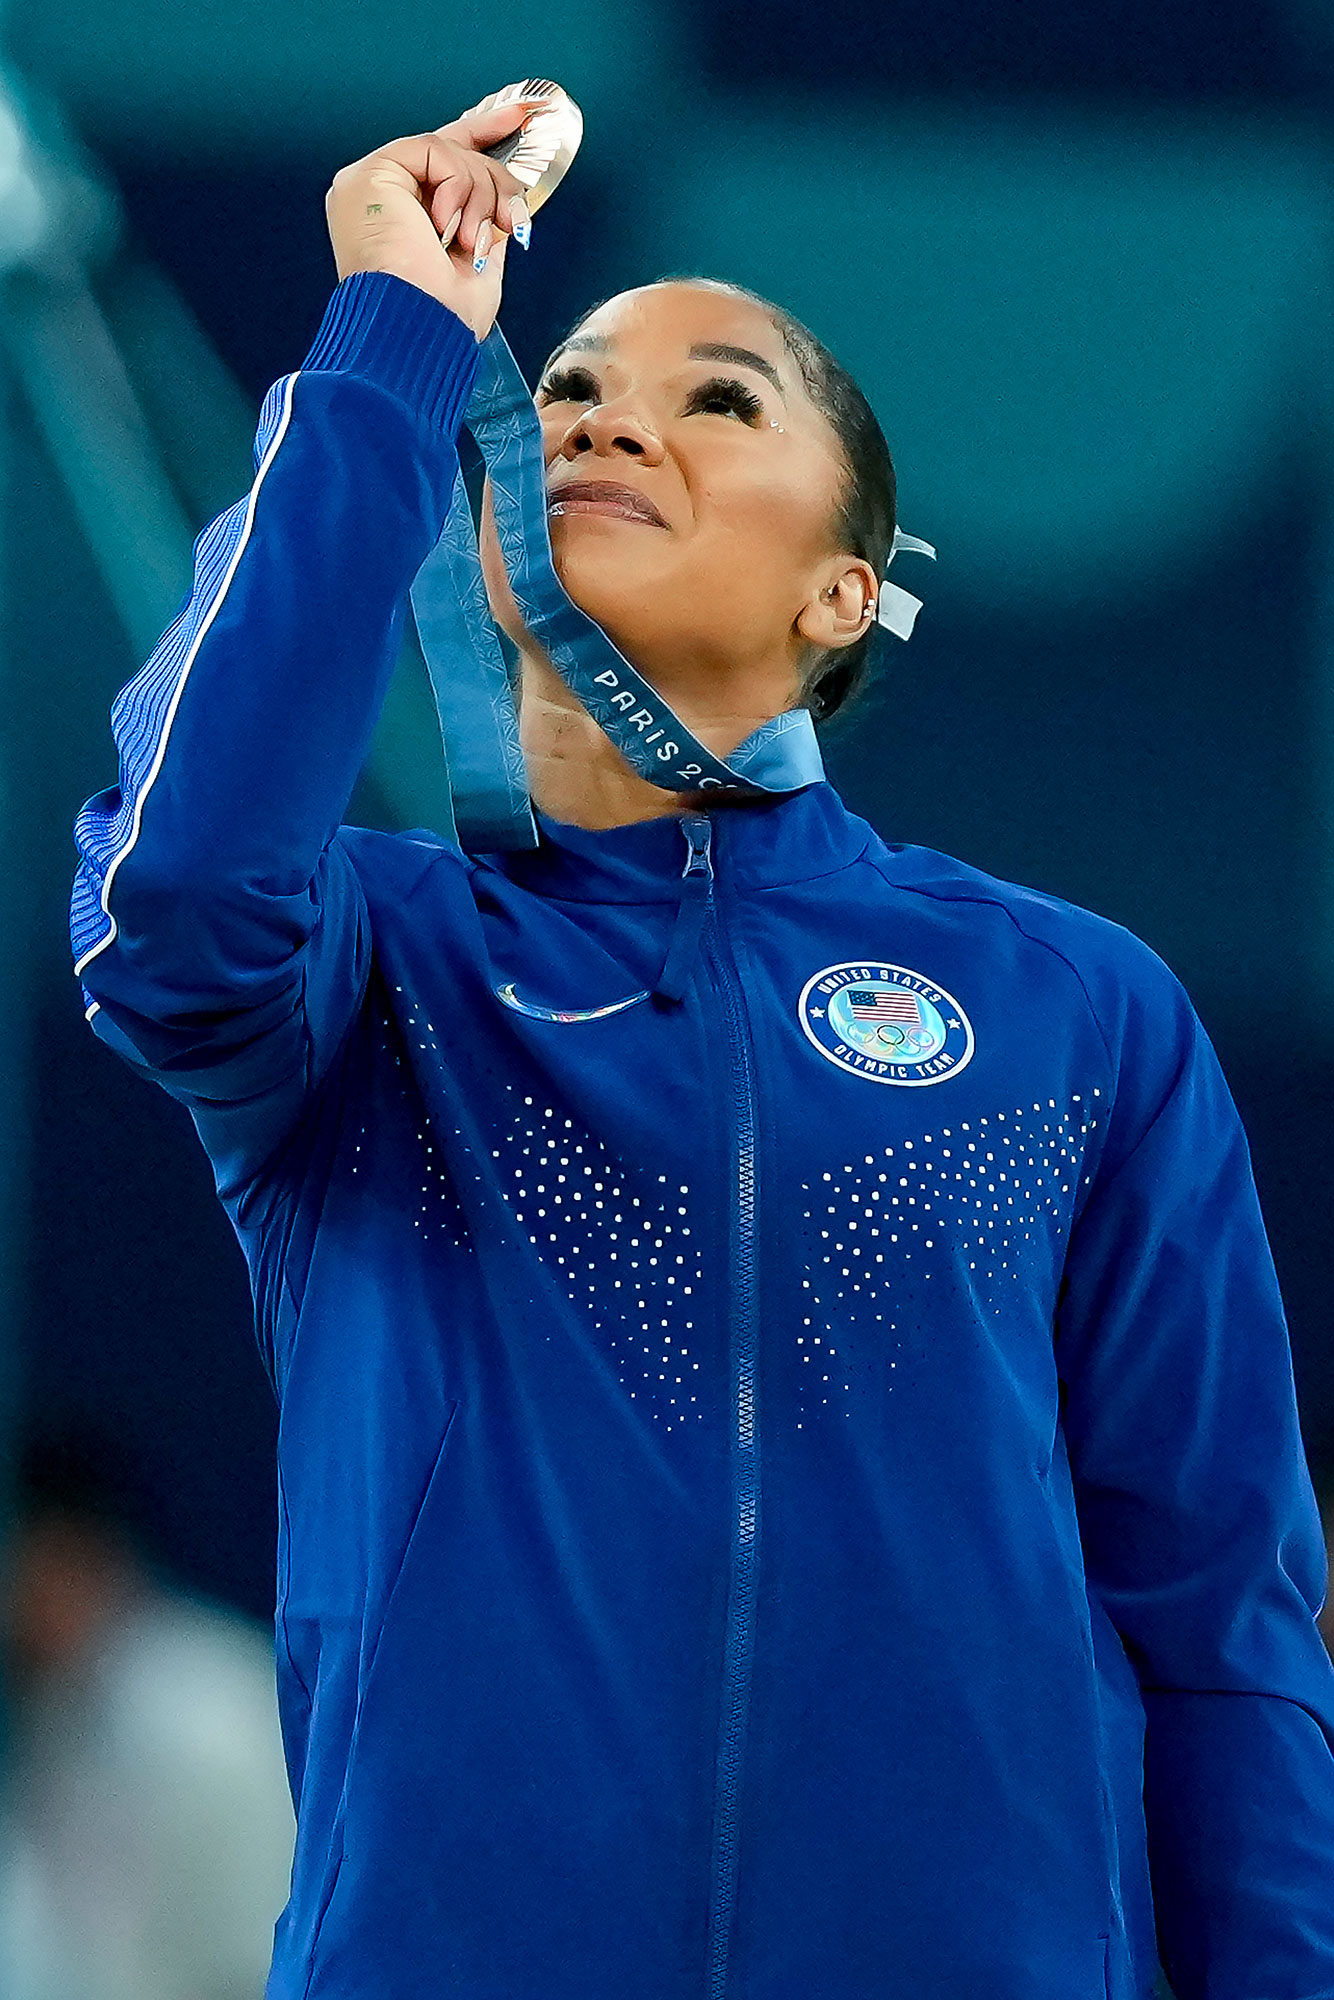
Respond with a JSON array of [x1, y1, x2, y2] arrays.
[[546, 478, 668, 529]]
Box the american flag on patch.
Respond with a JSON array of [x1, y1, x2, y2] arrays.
[[849, 989, 922, 1024]]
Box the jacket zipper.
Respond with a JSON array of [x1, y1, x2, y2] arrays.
[[679, 812, 761, 2000]]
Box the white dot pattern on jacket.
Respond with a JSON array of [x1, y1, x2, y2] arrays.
[[796, 1091, 1100, 1427], [361, 1013, 707, 1429], [365, 999, 1104, 1439], [493, 1094, 705, 1427]]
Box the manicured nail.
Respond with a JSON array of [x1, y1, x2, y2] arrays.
[[509, 196, 532, 250], [472, 221, 494, 272]]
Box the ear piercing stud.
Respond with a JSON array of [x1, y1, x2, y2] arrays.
[[827, 584, 877, 624], [769, 419, 785, 431]]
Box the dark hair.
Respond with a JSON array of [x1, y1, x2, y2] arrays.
[[542, 275, 897, 723]]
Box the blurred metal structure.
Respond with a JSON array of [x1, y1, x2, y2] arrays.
[[0, 66, 457, 837]]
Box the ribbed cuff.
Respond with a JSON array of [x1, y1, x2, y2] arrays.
[[301, 271, 483, 439]]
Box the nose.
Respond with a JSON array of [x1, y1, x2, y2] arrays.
[[553, 397, 665, 468]]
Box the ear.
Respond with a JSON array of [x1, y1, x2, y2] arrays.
[[794, 555, 880, 653]]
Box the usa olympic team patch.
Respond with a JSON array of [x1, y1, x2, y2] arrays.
[[797, 962, 975, 1087]]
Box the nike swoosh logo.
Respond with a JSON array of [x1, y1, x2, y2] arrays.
[[493, 981, 650, 1023]]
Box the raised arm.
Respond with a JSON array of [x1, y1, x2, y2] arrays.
[[71, 105, 535, 1177], [1055, 950, 1334, 1999]]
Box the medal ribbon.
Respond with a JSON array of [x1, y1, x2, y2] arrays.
[[409, 319, 827, 850]]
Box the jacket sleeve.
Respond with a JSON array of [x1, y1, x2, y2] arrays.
[[1055, 947, 1334, 2000], [70, 270, 481, 1179]]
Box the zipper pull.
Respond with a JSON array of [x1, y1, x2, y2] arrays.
[[680, 812, 714, 881], [653, 814, 714, 1005]]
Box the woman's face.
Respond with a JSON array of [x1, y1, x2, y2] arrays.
[[478, 282, 858, 714]]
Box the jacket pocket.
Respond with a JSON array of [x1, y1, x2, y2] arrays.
[[274, 1609, 360, 1997], [304, 1402, 461, 1991]]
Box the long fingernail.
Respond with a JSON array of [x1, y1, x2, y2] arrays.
[[509, 196, 532, 250], [472, 221, 494, 272]]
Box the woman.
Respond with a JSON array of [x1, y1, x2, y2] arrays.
[[70, 98, 1334, 2000]]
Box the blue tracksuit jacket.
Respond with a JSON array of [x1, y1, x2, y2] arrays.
[[71, 270, 1334, 2000]]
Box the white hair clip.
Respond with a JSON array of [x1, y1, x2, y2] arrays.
[[875, 526, 937, 640]]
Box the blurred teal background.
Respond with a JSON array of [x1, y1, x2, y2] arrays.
[[1, 0, 1332, 1615]]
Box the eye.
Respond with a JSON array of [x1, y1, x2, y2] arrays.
[[536, 363, 599, 404], [536, 365, 767, 426], [683, 374, 765, 424]]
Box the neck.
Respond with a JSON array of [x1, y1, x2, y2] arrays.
[[517, 652, 794, 831]]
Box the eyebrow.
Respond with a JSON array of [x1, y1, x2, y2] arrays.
[[546, 333, 787, 401]]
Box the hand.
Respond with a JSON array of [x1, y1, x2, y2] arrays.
[[324, 97, 542, 339]]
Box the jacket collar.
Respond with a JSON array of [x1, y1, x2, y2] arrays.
[[482, 781, 876, 904]]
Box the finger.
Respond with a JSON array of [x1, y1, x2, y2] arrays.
[[337, 129, 528, 217], [370, 134, 482, 198], [483, 158, 531, 207], [420, 152, 484, 231], [333, 95, 542, 189], [441, 169, 526, 255], [458, 173, 495, 257], [442, 129, 530, 208], [359, 158, 444, 210], [429, 184, 465, 241], [328, 153, 420, 203], [502, 192, 532, 246], [442, 94, 550, 150], [470, 155, 532, 235], [434, 193, 470, 246], [404, 149, 489, 248], [344, 135, 525, 250]]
